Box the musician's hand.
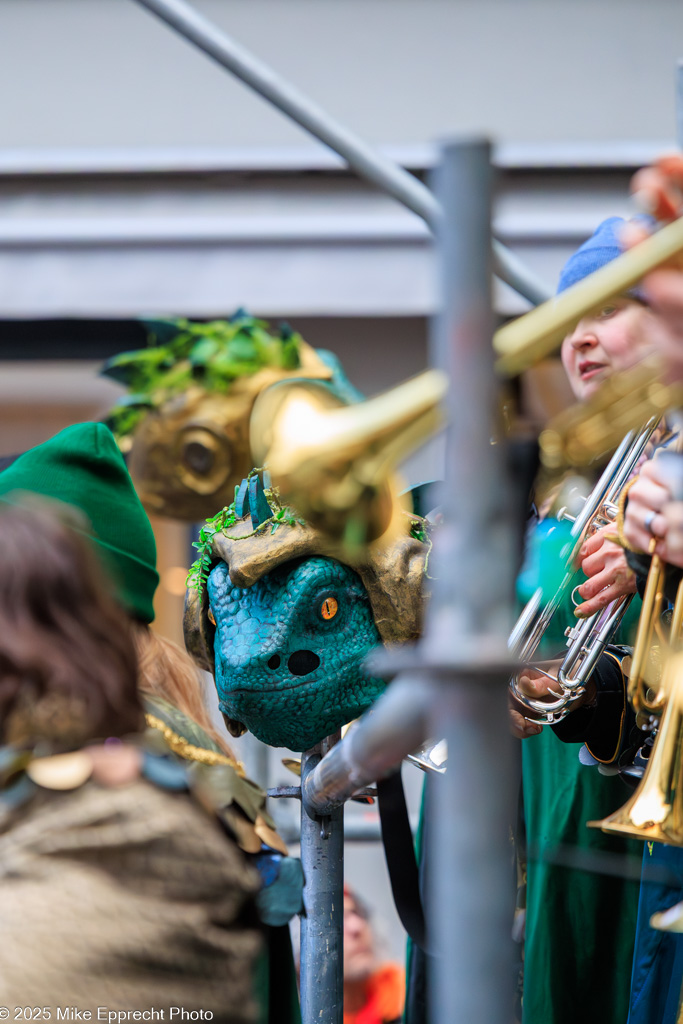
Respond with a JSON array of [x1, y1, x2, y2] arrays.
[[623, 158, 683, 378], [509, 701, 542, 739], [631, 156, 683, 223], [574, 525, 636, 617], [624, 459, 673, 553], [509, 661, 597, 738], [657, 501, 683, 567], [508, 663, 562, 739]]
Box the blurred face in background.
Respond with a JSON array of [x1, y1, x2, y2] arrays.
[[561, 297, 655, 401], [343, 892, 377, 982]]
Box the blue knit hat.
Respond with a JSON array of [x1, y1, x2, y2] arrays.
[[557, 217, 630, 294]]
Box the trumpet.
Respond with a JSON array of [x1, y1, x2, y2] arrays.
[[509, 419, 660, 724], [590, 649, 683, 844], [588, 441, 683, 844], [626, 445, 683, 719]]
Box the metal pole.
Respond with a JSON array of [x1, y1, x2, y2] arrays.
[[426, 138, 518, 1024], [132, 0, 551, 306], [299, 737, 344, 1024], [302, 675, 429, 815]]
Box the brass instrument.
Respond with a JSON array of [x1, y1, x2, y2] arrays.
[[625, 443, 683, 719], [249, 369, 447, 548], [498, 222, 683, 723], [626, 553, 671, 718], [590, 649, 683, 844], [509, 421, 659, 724], [590, 447, 683, 843], [538, 359, 683, 475]]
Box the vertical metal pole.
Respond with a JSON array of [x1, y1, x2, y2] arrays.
[[427, 139, 518, 1024], [299, 737, 344, 1024]]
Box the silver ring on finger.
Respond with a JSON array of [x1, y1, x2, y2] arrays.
[[644, 509, 657, 535]]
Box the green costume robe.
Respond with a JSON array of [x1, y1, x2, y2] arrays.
[[521, 557, 643, 1024], [522, 730, 642, 1022]]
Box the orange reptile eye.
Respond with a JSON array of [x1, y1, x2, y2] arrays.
[[320, 596, 339, 621]]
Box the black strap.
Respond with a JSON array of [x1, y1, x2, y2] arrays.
[[0, 453, 19, 472], [376, 771, 431, 954]]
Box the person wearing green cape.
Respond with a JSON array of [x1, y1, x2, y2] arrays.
[[515, 217, 665, 1024]]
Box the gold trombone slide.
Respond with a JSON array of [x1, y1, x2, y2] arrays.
[[494, 215, 683, 378], [249, 369, 447, 547]]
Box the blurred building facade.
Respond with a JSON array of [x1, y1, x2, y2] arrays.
[[1, 0, 679, 687], [1, 0, 681, 956]]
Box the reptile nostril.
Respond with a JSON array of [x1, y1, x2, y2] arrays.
[[267, 654, 281, 670], [287, 650, 320, 676]]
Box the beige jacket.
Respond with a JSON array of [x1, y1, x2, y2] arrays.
[[0, 776, 262, 1021]]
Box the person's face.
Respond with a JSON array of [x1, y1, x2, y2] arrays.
[[343, 894, 376, 982], [560, 297, 655, 401]]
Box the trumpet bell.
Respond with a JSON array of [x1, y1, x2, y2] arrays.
[[250, 370, 447, 548], [589, 653, 683, 845]]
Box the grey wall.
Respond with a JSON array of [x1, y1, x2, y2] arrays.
[[1, 0, 680, 150]]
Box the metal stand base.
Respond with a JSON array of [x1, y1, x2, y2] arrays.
[[299, 741, 344, 1024]]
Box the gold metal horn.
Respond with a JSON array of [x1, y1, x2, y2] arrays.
[[249, 370, 447, 546], [494, 215, 683, 378], [537, 360, 683, 473], [626, 558, 671, 719], [626, 433, 683, 718], [589, 651, 683, 844]]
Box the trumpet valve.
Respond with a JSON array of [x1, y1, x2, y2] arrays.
[[602, 501, 619, 522], [556, 506, 576, 524]]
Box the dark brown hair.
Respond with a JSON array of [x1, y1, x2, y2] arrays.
[[0, 496, 142, 746]]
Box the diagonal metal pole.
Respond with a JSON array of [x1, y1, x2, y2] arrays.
[[133, 0, 551, 307]]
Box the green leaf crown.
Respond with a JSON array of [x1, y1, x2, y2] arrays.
[[103, 311, 302, 441]]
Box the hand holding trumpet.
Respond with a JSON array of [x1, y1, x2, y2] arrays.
[[574, 525, 637, 619], [623, 455, 683, 568], [509, 660, 597, 739]]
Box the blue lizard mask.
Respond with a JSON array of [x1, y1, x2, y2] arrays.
[[184, 474, 429, 752], [207, 556, 385, 750]]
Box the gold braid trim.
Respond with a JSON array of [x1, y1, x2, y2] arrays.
[[584, 649, 628, 765], [615, 476, 642, 553], [145, 713, 246, 777]]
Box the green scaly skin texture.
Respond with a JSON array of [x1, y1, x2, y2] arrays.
[[207, 556, 385, 750]]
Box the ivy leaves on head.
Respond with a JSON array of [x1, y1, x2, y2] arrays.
[[103, 312, 303, 443]]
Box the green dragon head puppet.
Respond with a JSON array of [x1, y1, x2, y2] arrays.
[[102, 313, 361, 522], [184, 473, 429, 751]]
